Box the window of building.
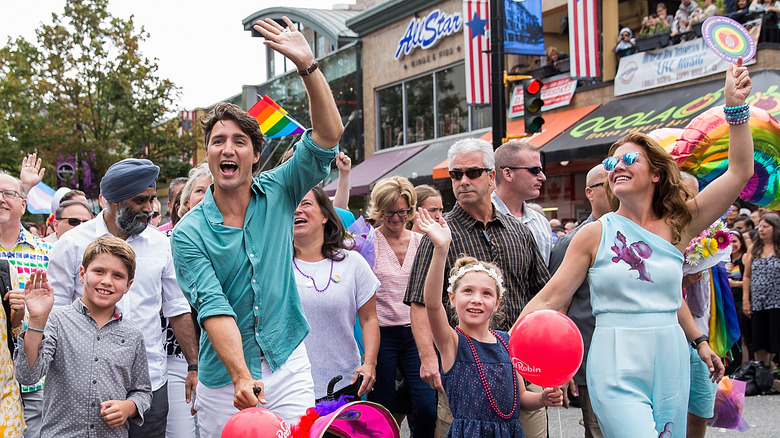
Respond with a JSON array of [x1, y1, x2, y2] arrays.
[[436, 64, 468, 138], [376, 62, 490, 150], [405, 75, 434, 144], [377, 84, 404, 150]]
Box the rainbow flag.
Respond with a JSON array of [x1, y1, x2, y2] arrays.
[[247, 95, 305, 139], [708, 263, 741, 358]]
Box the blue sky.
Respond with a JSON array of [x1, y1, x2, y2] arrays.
[[1, 0, 353, 111]]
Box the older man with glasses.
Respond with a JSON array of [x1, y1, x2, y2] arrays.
[[404, 138, 550, 438], [0, 158, 54, 438]]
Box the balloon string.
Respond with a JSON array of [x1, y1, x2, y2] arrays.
[[557, 406, 563, 438]]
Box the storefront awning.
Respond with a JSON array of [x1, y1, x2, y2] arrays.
[[323, 144, 426, 196], [542, 70, 780, 163], [382, 129, 490, 183], [431, 105, 600, 179]]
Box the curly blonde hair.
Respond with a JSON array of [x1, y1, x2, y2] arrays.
[[606, 133, 693, 244]]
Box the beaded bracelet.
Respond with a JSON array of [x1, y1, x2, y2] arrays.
[[724, 104, 750, 125], [724, 103, 749, 113]]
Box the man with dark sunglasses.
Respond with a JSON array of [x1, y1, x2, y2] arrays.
[[50, 200, 93, 242], [405, 138, 550, 437], [493, 141, 552, 267]]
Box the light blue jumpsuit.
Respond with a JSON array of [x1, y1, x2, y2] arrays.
[[586, 213, 690, 438]]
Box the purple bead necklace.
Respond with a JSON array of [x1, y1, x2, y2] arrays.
[[454, 325, 518, 420], [293, 257, 334, 293]]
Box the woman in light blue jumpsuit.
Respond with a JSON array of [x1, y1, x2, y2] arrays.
[[516, 62, 754, 438]]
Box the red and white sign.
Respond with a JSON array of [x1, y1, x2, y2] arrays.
[[463, 0, 491, 104], [508, 74, 578, 118], [568, 0, 600, 78]]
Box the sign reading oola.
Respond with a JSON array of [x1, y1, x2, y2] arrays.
[[395, 9, 463, 60], [570, 90, 724, 138]]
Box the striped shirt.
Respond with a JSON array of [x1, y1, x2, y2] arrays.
[[373, 230, 421, 327], [491, 192, 553, 265], [404, 203, 550, 331]]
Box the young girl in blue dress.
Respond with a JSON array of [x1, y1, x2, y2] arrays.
[[416, 209, 562, 438]]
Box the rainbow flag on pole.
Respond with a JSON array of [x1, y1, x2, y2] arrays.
[[247, 95, 306, 139]]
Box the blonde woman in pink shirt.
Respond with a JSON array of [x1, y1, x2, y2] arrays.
[[366, 176, 437, 436]]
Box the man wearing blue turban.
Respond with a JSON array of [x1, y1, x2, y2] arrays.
[[48, 158, 199, 438]]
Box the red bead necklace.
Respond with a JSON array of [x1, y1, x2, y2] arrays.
[[454, 325, 518, 419]]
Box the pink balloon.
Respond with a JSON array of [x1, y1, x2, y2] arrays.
[[509, 310, 584, 387], [221, 407, 290, 438]]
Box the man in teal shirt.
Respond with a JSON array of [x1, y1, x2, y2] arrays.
[[170, 16, 343, 436]]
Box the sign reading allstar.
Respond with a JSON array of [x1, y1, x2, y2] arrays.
[[395, 9, 463, 60]]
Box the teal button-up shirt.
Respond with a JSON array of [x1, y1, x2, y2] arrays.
[[171, 130, 337, 388]]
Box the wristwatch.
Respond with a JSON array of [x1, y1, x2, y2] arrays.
[[691, 335, 709, 349], [298, 62, 319, 77]]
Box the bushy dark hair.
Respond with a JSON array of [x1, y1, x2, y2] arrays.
[[295, 186, 355, 262], [200, 102, 265, 173]]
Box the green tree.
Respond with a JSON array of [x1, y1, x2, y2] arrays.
[[0, 0, 193, 191]]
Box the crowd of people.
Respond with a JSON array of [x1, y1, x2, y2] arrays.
[[615, 0, 780, 58], [0, 13, 776, 438]]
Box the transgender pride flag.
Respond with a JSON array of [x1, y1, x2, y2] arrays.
[[26, 181, 56, 214], [248, 95, 306, 139]]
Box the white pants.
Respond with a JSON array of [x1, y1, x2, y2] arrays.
[[194, 344, 314, 438], [166, 356, 197, 438]]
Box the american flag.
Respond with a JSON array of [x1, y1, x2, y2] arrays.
[[463, 0, 491, 105], [568, 0, 600, 78]]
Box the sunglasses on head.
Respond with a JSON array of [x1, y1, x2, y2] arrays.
[[449, 168, 491, 180], [57, 217, 90, 227], [500, 165, 544, 176], [603, 151, 641, 172]]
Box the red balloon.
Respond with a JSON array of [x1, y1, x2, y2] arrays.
[[221, 407, 290, 438], [509, 310, 584, 388]]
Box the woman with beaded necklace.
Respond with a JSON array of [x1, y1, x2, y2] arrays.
[[416, 208, 562, 437], [292, 186, 380, 401]]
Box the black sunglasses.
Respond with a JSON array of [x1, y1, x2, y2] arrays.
[[587, 182, 605, 188], [57, 217, 90, 227], [500, 166, 544, 176], [449, 168, 491, 180]]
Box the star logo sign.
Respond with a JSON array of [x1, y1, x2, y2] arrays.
[[466, 12, 488, 40]]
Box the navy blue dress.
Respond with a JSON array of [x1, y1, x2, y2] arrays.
[[441, 330, 524, 437]]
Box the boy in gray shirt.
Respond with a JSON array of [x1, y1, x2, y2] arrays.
[[15, 236, 151, 437]]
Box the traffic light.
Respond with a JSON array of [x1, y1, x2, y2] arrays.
[[523, 79, 544, 134]]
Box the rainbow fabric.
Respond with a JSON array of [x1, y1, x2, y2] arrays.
[[664, 106, 780, 209], [708, 263, 741, 358], [247, 95, 306, 139]]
